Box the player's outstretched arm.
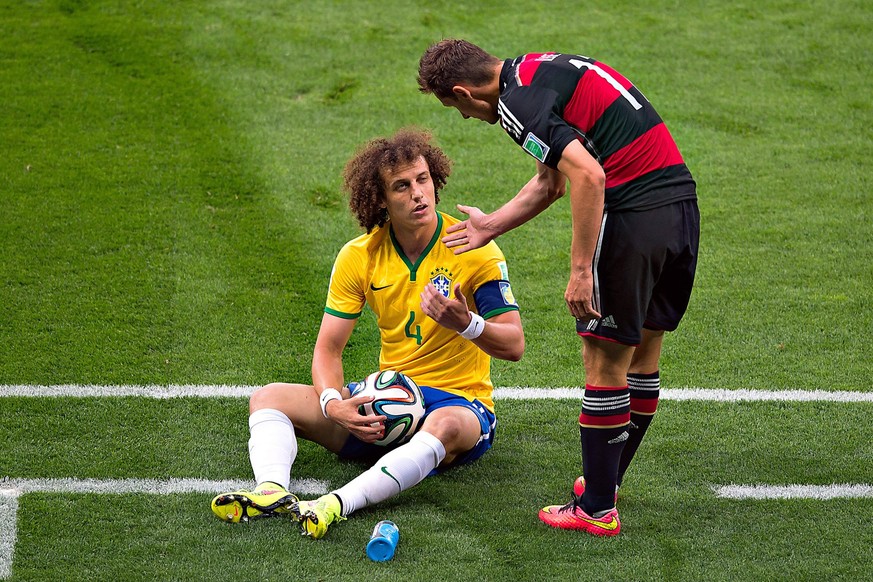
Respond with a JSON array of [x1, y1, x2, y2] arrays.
[[441, 161, 565, 255]]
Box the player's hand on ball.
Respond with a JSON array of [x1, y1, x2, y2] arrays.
[[327, 394, 386, 443], [351, 371, 426, 446]]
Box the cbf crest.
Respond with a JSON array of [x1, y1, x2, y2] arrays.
[[429, 266, 454, 298]]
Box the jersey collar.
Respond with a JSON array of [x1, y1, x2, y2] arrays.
[[388, 212, 443, 282]]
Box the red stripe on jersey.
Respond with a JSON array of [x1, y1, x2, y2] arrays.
[[516, 54, 550, 86], [603, 123, 686, 189], [563, 67, 622, 134]]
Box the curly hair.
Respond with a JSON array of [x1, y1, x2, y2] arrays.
[[417, 39, 501, 99], [343, 128, 452, 232]]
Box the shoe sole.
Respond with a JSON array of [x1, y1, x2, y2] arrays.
[[295, 505, 327, 538], [212, 493, 299, 523]]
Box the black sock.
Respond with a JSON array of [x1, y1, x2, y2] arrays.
[[617, 371, 660, 486], [580, 425, 628, 514], [578, 384, 630, 515]]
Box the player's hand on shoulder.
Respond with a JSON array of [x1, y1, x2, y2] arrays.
[[326, 394, 387, 443], [441, 204, 494, 254]]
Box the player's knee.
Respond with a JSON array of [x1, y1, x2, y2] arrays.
[[249, 382, 285, 413], [423, 412, 478, 454]]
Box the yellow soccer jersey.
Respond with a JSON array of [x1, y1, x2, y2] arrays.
[[325, 212, 519, 411]]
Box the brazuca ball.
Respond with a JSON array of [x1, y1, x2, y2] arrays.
[[350, 370, 425, 446]]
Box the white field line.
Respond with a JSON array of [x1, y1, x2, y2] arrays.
[[1, 385, 870, 579], [0, 496, 16, 581], [714, 483, 873, 500], [0, 477, 328, 496], [497, 387, 873, 402], [1, 385, 872, 402], [0, 477, 327, 579]]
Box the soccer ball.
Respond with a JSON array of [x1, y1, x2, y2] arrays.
[[350, 370, 425, 446]]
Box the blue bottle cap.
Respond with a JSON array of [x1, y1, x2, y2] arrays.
[[366, 537, 395, 561]]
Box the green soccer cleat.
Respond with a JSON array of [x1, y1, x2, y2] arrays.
[[211, 484, 299, 523], [294, 493, 346, 539]]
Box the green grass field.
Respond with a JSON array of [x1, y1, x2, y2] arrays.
[[1, 0, 871, 580]]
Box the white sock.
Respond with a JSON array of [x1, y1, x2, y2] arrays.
[[248, 408, 298, 490], [333, 431, 446, 516]]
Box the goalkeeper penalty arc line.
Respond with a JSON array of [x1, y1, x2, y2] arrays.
[[1, 385, 872, 402], [0, 477, 329, 580]]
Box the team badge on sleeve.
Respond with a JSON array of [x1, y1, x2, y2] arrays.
[[523, 132, 550, 163], [499, 282, 517, 306]]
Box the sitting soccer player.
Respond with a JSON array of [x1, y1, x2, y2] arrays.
[[211, 128, 524, 538]]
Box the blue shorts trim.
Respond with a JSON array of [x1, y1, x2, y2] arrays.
[[338, 386, 496, 473]]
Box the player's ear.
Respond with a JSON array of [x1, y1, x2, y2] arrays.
[[452, 85, 472, 101]]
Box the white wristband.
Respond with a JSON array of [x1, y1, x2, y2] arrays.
[[319, 388, 342, 418], [459, 311, 485, 340]]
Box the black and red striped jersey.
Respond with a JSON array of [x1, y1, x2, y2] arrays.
[[498, 53, 697, 211]]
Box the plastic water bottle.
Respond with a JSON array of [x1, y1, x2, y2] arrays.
[[366, 520, 399, 561]]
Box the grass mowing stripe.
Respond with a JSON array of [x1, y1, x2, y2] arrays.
[[3, 479, 869, 580], [1, 385, 871, 402]]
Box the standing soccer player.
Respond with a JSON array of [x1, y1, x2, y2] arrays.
[[210, 129, 524, 539], [418, 40, 699, 536]]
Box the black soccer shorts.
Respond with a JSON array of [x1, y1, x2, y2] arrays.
[[576, 198, 699, 346]]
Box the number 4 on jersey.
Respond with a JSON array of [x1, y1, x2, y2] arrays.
[[405, 311, 422, 345]]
